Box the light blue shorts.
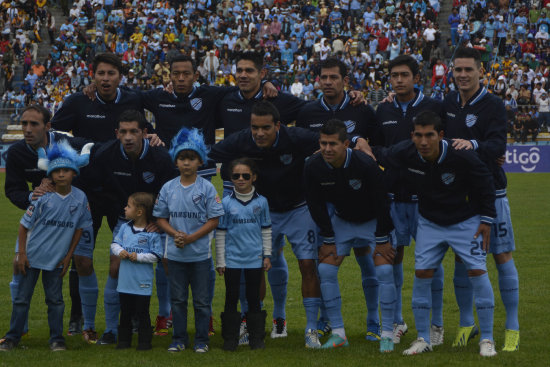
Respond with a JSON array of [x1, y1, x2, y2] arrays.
[[271, 205, 318, 260], [332, 216, 377, 256], [489, 191, 516, 254], [415, 215, 487, 271], [73, 226, 95, 259], [390, 201, 418, 247]]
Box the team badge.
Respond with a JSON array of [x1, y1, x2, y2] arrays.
[[349, 179, 362, 190], [230, 207, 239, 215], [70, 205, 78, 215], [215, 194, 222, 204], [190, 98, 203, 111], [280, 154, 293, 165], [192, 194, 203, 205], [138, 237, 148, 245], [142, 171, 155, 184], [441, 172, 456, 185], [253, 205, 261, 215], [344, 120, 356, 133], [465, 114, 478, 127], [26, 205, 35, 217]]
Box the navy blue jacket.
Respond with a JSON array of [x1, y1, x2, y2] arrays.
[[373, 91, 443, 202], [209, 125, 319, 212], [5, 132, 90, 209], [377, 139, 496, 226], [443, 87, 507, 190], [304, 148, 393, 243]]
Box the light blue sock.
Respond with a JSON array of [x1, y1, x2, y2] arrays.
[[496, 260, 519, 331], [239, 271, 248, 316], [431, 263, 444, 327], [412, 276, 432, 343], [79, 273, 98, 330], [10, 274, 28, 334], [316, 262, 329, 323], [303, 298, 321, 332], [393, 262, 404, 324], [268, 250, 288, 319], [318, 263, 343, 330], [355, 254, 379, 329], [155, 265, 171, 317], [103, 275, 120, 334], [470, 273, 495, 341], [376, 264, 396, 334], [208, 257, 215, 313], [453, 261, 475, 327]]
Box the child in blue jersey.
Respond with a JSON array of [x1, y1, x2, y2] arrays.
[[111, 192, 162, 351], [0, 140, 92, 352], [215, 158, 272, 351], [154, 128, 224, 353]]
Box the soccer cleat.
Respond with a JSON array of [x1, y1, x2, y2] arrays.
[[166, 312, 173, 328], [208, 315, 215, 336], [270, 318, 287, 338], [403, 337, 433, 355], [479, 339, 497, 357], [320, 334, 349, 349], [167, 342, 185, 352], [154, 315, 169, 336], [67, 317, 83, 336], [194, 343, 209, 353], [0, 339, 15, 351], [97, 331, 117, 345], [366, 323, 381, 341], [392, 322, 408, 344], [380, 337, 394, 353], [50, 341, 67, 351], [82, 328, 98, 344], [502, 329, 519, 352], [305, 328, 321, 349], [238, 318, 249, 346], [452, 325, 479, 347], [317, 319, 332, 338], [430, 325, 444, 346]]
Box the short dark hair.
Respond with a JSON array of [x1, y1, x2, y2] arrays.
[[454, 47, 482, 67], [413, 110, 444, 132], [320, 58, 348, 79], [388, 55, 420, 76], [176, 149, 201, 163], [236, 51, 264, 71], [93, 52, 122, 74], [170, 54, 197, 72], [128, 192, 155, 224], [251, 100, 280, 123], [118, 109, 147, 130], [320, 119, 348, 142], [20, 105, 51, 125], [229, 157, 259, 176]]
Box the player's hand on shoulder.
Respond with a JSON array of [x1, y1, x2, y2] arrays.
[[381, 92, 396, 104], [263, 81, 278, 98], [32, 178, 55, 200], [147, 134, 165, 147], [451, 138, 473, 150], [354, 138, 376, 160], [164, 82, 174, 94], [145, 222, 161, 233], [83, 83, 97, 100], [349, 90, 366, 105]]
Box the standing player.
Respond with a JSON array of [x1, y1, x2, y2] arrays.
[[296, 58, 380, 341], [377, 111, 498, 357], [79, 110, 177, 345], [303, 120, 394, 351], [4, 105, 97, 342], [372, 55, 444, 346], [444, 47, 519, 352], [210, 101, 323, 349]]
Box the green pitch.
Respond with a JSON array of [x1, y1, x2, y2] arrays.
[[0, 173, 548, 367]]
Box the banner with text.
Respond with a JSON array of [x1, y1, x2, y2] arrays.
[[503, 145, 550, 173]]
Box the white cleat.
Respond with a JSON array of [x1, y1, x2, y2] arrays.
[[392, 322, 408, 344], [430, 325, 444, 346], [479, 339, 497, 357], [403, 337, 433, 355]]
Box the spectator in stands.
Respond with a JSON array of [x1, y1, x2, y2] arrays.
[[537, 92, 550, 132], [522, 113, 540, 143]]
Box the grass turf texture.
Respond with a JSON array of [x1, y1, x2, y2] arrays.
[[0, 172, 547, 367]]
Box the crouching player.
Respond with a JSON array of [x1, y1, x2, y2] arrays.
[[375, 111, 498, 357], [303, 120, 394, 350], [0, 141, 93, 351]]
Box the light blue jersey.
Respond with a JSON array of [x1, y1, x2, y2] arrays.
[[113, 222, 163, 296], [218, 191, 271, 268], [153, 176, 224, 263], [19, 187, 92, 271]]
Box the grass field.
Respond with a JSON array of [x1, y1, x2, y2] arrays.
[[0, 172, 548, 367]]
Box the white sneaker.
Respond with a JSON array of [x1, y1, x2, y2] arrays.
[[403, 337, 433, 355], [479, 339, 497, 357], [430, 325, 444, 346], [270, 318, 287, 338], [392, 322, 408, 344], [305, 328, 321, 349]]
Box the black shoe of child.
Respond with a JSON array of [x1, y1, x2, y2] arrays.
[[136, 325, 153, 351], [221, 311, 241, 351], [116, 326, 132, 349], [247, 310, 266, 350]]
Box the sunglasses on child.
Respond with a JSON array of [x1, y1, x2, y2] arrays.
[[231, 173, 252, 180]]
